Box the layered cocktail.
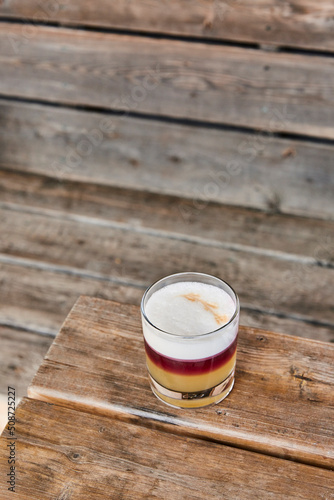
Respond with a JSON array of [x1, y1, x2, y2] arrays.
[[141, 272, 239, 408]]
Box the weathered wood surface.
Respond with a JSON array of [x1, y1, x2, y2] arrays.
[[1, 101, 334, 219], [29, 297, 334, 469], [1, 313, 329, 416], [2, 169, 334, 260], [1, 25, 334, 139], [1, 0, 334, 52], [1, 206, 333, 327], [0, 258, 329, 415], [0, 261, 141, 336], [2, 398, 333, 499], [0, 326, 52, 398], [1, 260, 333, 343], [0, 3, 333, 440], [0, 160, 333, 346]]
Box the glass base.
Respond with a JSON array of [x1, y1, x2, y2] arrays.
[[148, 369, 235, 409]]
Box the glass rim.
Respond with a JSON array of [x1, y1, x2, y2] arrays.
[[140, 272, 240, 340]]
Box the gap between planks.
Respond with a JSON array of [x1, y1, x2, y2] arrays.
[[1, 167, 333, 253], [1, 99, 333, 219], [0, 207, 333, 325], [0, 168, 333, 339], [1, 93, 334, 148], [2, 17, 334, 60], [1, 23, 334, 140], [0, 172, 333, 337], [1, 258, 334, 342], [1, 0, 334, 53]]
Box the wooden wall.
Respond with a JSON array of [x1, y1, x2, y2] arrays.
[[0, 1, 333, 402]]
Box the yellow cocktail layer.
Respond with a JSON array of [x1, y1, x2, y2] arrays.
[[146, 352, 236, 393]]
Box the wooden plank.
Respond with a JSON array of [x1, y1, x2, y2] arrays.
[[1, 168, 334, 260], [0, 101, 333, 219], [0, 310, 323, 412], [1, 25, 334, 139], [240, 308, 334, 342], [0, 326, 52, 398], [0, 260, 333, 343], [1, 207, 333, 326], [1, 0, 334, 52], [28, 297, 334, 469], [0, 265, 330, 415], [0, 261, 142, 336], [1, 398, 333, 499]]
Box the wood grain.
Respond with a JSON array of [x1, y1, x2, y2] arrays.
[[0, 259, 333, 344], [0, 310, 327, 419], [1, 25, 334, 139], [0, 260, 142, 336], [28, 296, 334, 469], [1, 100, 334, 219], [1, 398, 333, 499], [1, 0, 334, 52], [0, 265, 331, 414], [0, 326, 52, 397], [1, 206, 333, 326], [240, 308, 334, 343], [1, 168, 334, 260]]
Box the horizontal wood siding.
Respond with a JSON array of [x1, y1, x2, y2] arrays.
[[0, 260, 332, 342], [1, 0, 334, 51], [1, 169, 333, 260], [1, 206, 333, 323], [0, 100, 333, 219], [1, 24, 334, 139], [0, 6, 332, 412]]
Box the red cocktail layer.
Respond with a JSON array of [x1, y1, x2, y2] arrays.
[[144, 337, 237, 376]]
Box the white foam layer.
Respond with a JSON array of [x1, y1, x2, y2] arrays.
[[142, 281, 238, 359], [145, 282, 235, 335]]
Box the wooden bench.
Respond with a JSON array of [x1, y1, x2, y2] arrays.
[[0, 1, 333, 415], [1, 296, 333, 498]]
